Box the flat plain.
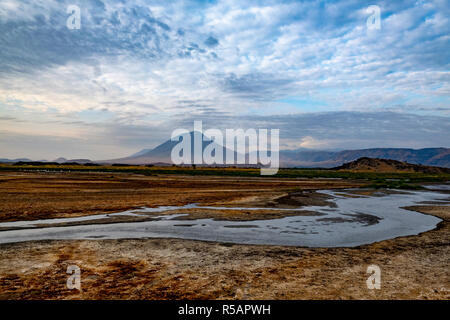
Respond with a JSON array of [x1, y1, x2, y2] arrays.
[[0, 170, 448, 299]]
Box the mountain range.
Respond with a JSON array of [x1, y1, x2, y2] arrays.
[[103, 132, 450, 168], [2, 132, 449, 168], [334, 157, 450, 174], [280, 147, 450, 168]]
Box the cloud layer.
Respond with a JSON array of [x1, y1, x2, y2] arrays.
[[0, 0, 448, 159]]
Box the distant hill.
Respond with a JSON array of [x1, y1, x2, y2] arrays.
[[280, 147, 450, 168], [63, 158, 92, 164], [0, 158, 33, 163], [52, 158, 92, 164], [0, 157, 93, 164], [334, 157, 450, 174]]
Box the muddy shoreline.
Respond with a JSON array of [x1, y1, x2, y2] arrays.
[[0, 202, 448, 299], [0, 172, 448, 299]]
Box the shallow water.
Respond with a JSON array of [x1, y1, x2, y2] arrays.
[[0, 188, 448, 247], [424, 184, 450, 191]]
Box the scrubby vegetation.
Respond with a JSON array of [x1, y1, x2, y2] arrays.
[[0, 163, 448, 189]]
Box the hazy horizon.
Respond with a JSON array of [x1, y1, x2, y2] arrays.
[[2, 136, 449, 163]]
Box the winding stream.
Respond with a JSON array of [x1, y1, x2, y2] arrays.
[[0, 187, 448, 247]]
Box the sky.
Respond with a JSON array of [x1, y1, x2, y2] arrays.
[[0, 0, 449, 160]]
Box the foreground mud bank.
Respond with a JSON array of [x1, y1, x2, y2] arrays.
[[0, 204, 448, 300]]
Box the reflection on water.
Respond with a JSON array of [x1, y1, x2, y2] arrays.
[[0, 187, 448, 247]]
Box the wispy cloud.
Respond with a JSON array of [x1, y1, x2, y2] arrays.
[[0, 0, 448, 159]]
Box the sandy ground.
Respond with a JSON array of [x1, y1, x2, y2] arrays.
[[0, 172, 448, 300]]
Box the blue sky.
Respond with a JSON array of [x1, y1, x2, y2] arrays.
[[0, 0, 449, 159]]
